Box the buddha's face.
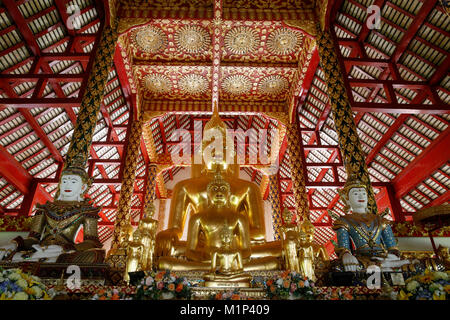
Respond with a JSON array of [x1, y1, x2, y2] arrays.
[[208, 182, 230, 207], [57, 174, 86, 201], [348, 187, 368, 213], [299, 232, 313, 245]]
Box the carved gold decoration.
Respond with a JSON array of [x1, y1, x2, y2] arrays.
[[118, 18, 150, 35], [258, 75, 288, 95], [224, 26, 259, 55], [286, 116, 310, 220], [283, 19, 317, 37], [178, 74, 209, 95], [110, 114, 144, 251], [315, 0, 330, 31], [135, 26, 167, 53], [175, 25, 211, 53], [144, 74, 172, 94], [221, 74, 252, 95], [265, 112, 289, 125], [267, 28, 300, 55], [268, 174, 283, 240]]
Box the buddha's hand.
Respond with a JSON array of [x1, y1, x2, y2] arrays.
[[342, 252, 359, 272], [0, 243, 17, 260], [155, 230, 178, 256]]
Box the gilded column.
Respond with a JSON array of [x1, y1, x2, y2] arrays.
[[268, 174, 283, 240], [286, 117, 310, 220], [110, 113, 144, 252], [316, 27, 377, 213], [142, 163, 158, 215], [65, 24, 118, 167]]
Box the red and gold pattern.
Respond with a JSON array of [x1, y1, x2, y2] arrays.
[[220, 66, 296, 101], [142, 99, 286, 113], [131, 20, 213, 62], [392, 222, 450, 237], [286, 117, 310, 221], [136, 65, 212, 100], [110, 113, 144, 251], [268, 174, 283, 240]]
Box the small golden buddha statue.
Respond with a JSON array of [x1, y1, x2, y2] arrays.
[[124, 229, 144, 283], [116, 221, 135, 255], [157, 170, 279, 272], [138, 202, 158, 270], [298, 219, 329, 282], [280, 208, 301, 272], [203, 225, 252, 287]]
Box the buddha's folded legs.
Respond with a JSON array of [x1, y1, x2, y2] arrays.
[[157, 257, 210, 271]]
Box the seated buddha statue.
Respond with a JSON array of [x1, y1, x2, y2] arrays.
[[0, 155, 104, 264], [157, 171, 279, 272], [155, 105, 275, 260], [332, 173, 411, 272], [297, 219, 329, 281], [203, 225, 252, 287]]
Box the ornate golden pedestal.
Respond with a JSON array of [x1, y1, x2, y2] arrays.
[[191, 287, 267, 299], [204, 279, 251, 288]]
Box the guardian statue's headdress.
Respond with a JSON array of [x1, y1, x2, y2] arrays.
[[338, 172, 368, 213]]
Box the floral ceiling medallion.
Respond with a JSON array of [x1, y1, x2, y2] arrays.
[[144, 74, 172, 93], [135, 26, 167, 53], [179, 74, 209, 95], [222, 74, 252, 95], [175, 25, 211, 54], [267, 28, 299, 55], [224, 26, 259, 55], [258, 75, 288, 95]]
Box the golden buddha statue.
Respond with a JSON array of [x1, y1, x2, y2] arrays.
[[280, 208, 301, 272], [138, 203, 158, 270], [155, 104, 270, 259], [0, 155, 104, 264], [203, 224, 252, 287], [124, 229, 144, 283], [155, 104, 282, 267], [157, 171, 279, 272], [297, 219, 329, 282], [116, 221, 135, 255]]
